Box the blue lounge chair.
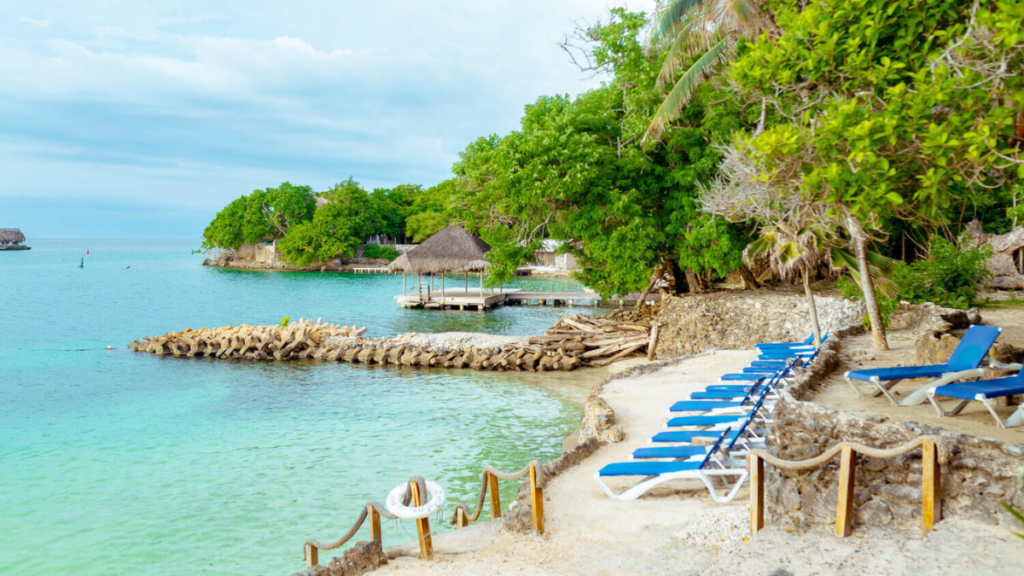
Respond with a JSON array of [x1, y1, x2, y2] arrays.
[[844, 325, 1002, 406], [669, 384, 761, 413], [927, 372, 1024, 428], [756, 332, 827, 349], [594, 429, 748, 502], [638, 401, 768, 461]]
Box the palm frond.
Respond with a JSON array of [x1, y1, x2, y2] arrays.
[[656, 22, 696, 88], [720, 0, 768, 31], [653, 0, 706, 43], [643, 35, 732, 143], [865, 250, 899, 273], [831, 246, 900, 299]]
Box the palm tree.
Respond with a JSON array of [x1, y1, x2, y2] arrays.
[[644, 0, 769, 143], [744, 222, 833, 346]]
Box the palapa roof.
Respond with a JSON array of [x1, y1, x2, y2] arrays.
[[388, 224, 491, 274], [0, 228, 26, 244]]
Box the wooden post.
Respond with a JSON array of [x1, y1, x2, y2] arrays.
[[922, 439, 941, 535], [410, 480, 433, 560], [530, 464, 545, 534], [487, 472, 501, 519], [456, 507, 468, 528], [403, 272, 407, 294], [646, 323, 660, 362], [441, 272, 445, 298], [304, 543, 318, 568], [835, 446, 857, 537], [750, 454, 765, 535], [368, 504, 382, 543]]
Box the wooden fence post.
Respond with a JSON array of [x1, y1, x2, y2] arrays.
[[835, 446, 857, 537], [922, 439, 941, 535], [488, 472, 502, 519], [410, 481, 433, 560], [304, 543, 318, 568], [367, 505, 382, 543], [750, 454, 765, 535], [456, 507, 468, 528], [530, 464, 545, 535]]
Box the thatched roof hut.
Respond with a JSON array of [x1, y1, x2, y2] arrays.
[[0, 228, 26, 245], [389, 225, 491, 274]]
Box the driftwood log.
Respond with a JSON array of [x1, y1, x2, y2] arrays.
[[129, 314, 654, 372]]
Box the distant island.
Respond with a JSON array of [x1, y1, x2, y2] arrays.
[[0, 228, 30, 251]]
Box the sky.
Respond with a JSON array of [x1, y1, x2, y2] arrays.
[[0, 0, 656, 238]]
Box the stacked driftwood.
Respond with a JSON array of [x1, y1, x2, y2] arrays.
[[129, 314, 655, 372], [531, 313, 658, 367]]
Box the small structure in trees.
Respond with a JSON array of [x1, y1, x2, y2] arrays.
[[389, 225, 515, 310]]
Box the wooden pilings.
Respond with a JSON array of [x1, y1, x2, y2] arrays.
[[410, 480, 433, 560], [488, 472, 501, 519], [749, 440, 944, 539], [304, 543, 318, 568], [750, 454, 765, 535], [922, 439, 941, 535], [530, 464, 544, 535], [835, 446, 857, 537]]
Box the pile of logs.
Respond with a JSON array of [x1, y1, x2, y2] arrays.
[[129, 314, 657, 372], [531, 314, 658, 367]]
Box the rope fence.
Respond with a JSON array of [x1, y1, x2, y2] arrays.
[[303, 462, 546, 568], [747, 435, 948, 538]]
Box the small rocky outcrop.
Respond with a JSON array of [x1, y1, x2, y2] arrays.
[[290, 541, 387, 576], [964, 219, 1024, 289]]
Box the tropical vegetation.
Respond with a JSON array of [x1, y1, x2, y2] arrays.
[[201, 1, 1024, 350]]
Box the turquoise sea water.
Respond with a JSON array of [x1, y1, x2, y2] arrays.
[[0, 239, 595, 575]]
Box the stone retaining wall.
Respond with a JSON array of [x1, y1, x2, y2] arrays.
[[655, 292, 865, 358], [765, 336, 1024, 533]]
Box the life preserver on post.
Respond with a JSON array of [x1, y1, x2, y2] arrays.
[[385, 481, 446, 519]]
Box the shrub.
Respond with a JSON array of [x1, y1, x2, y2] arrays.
[[840, 236, 992, 326], [362, 244, 400, 261]]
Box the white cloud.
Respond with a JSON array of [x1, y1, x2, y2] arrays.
[[0, 0, 659, 224], [17, 16, 50, 27]]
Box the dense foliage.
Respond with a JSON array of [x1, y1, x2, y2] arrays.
[[449, 10, 754, 292], [362, 244, 400, 261], [841, 237, 993, 319], [202, 179, 435, 266]]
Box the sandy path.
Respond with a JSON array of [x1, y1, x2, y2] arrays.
[[372, 350, 1021, 576]]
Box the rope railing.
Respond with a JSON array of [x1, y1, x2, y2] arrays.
[[302, 462, 547, 568], [448, 460, 547, 528], [747, 436, 948, 538]]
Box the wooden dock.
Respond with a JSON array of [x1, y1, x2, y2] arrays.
[[395, 288, 659, 311], [352, 267, 393, 274]]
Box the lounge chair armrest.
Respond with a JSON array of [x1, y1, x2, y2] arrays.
[[988, 359, 1023, 372]]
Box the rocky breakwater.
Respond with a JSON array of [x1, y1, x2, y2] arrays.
[[128, 314, 656, 372]]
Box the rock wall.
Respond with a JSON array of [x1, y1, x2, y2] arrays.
[[291, 540, 387, 576], [767, 399, 1024, 532], [655, 292, 865, 358], [763, 336, 1024, 533]]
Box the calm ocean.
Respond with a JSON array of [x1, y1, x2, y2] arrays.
[[0, 239, 595, 575]]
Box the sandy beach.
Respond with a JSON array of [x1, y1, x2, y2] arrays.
[[370, 350, 1022, 576]]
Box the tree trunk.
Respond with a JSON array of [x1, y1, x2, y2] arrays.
[[802, 268, 823, 347], [634, 263, 665, 311], [737, 265, 759, 290], [847, 216, 889, 351], [685, 269, 704, 294]]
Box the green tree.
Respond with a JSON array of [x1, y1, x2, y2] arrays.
[[202, 196, 247, 250], [278, 180, 371, 266], [719, 0, 1024, 349]]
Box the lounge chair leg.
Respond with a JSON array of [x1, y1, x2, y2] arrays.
[[845, 376, 869, 398], [1006, 405, 1024, 428], [980, 398, 1008, 429], [873, 377, 903, 406]]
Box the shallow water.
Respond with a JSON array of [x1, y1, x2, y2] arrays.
[[0, 239, 597, 575]]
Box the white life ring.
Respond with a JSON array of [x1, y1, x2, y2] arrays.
[[386, 481, 446, 519]]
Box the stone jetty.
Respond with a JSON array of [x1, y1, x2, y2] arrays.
[[128, 314, 657, 372]]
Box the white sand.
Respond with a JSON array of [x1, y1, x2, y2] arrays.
[[390, 332, 525, 350], [372, 350, 1021, 576]]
